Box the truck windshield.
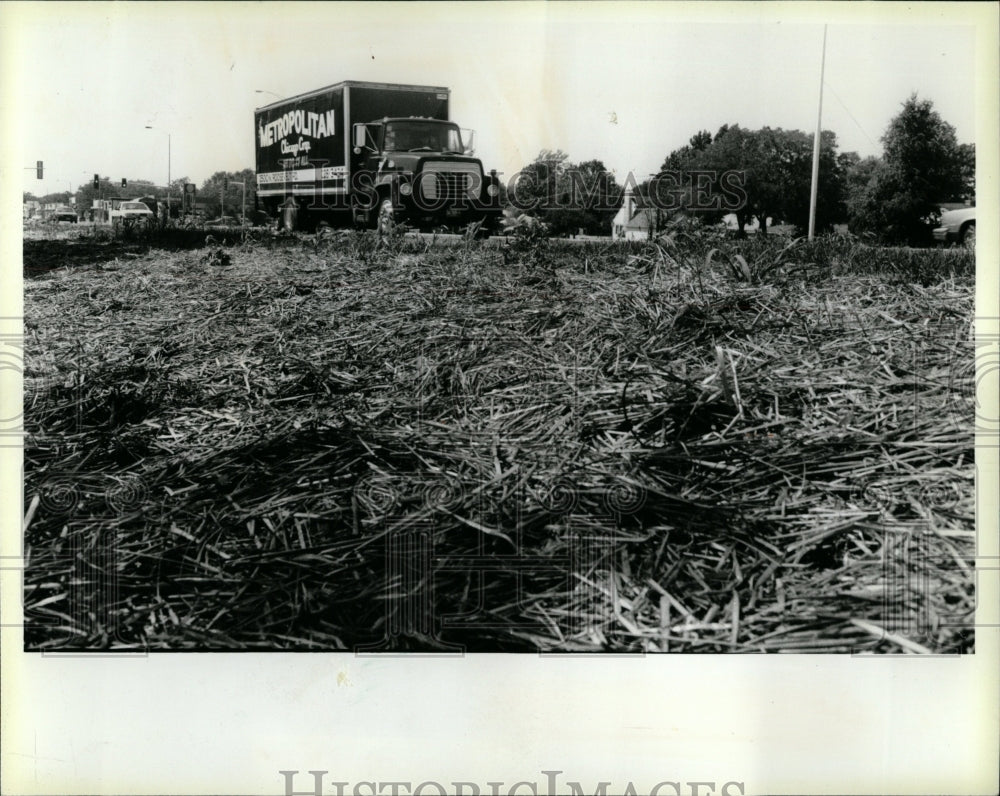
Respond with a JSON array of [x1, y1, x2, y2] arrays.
[[383, 122, 463, 153]]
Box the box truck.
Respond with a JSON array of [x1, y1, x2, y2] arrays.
[[254, 80, 503, 232]]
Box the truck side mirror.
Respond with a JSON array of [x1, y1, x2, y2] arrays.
[[353, 124, 367, 149], [461, 128, 476, 156]]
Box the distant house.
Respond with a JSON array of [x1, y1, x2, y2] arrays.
[[611, 190, 663, 240], [723, 213, 770, 233], [720, 213, 797, 236]]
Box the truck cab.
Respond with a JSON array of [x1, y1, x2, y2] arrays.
[[352, 116, 501, 233]]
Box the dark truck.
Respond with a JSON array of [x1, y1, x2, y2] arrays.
[[254, 80, 502, 232]]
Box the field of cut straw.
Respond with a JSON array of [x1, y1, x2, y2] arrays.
[[22, 224, 976, 652]]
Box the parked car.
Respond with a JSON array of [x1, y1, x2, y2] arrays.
[[111, 201, 155, 225], [933, 206, 975, 249]]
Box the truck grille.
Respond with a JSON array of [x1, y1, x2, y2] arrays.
[[426, 172, 468, 201], [417, 162, 481, 208]]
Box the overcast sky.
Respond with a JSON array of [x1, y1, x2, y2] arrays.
[[2, 2, 989, 197]]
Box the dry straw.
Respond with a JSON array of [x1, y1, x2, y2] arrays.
[[22, 227, 975, 652]]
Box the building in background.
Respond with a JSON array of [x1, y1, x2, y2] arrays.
[[611, 190, 663, 240]]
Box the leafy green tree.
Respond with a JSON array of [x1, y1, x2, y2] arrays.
[[844, 155, 880, 227], [652, 125, 847, 236], [38, 191, 75, 205], [509, 149, 569, 214], [199, 169, 257, 220], [956, 142, 975, 203], [74, 178, 112, 218], [659, 129, 714, 173], [848, 95, 968, 245], [767, 129, 848, 234], [509, 151, 621, 236], [559, 158, 621, 235]]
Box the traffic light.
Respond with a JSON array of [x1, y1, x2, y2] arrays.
[[36, 161, 43, 179], [223, 177, 228, 192], [93, 174, 100, 189], [122, 178, 127, 188]]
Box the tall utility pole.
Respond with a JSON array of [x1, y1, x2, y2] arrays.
[[808, 25, 828, 241]]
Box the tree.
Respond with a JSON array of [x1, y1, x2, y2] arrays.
[[74, 179, 105, 218], [38, 191, 75, 205], [689, 129, 713, 152], [618, 130, 719, 235], [651, 125, 847, 237], [509, 151, 621, 236], [848, 95, 968, 245], [844, 155, 881, 227], [199, 169, 257, 220], [659, 129, 713, 173], [956, 142, 975, 203], [561, 158, 621, 235], [509, 149, 570, 215], [765, 129, 849, 234]]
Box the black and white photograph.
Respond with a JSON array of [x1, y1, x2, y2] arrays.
[[2, 1, 997, 794]]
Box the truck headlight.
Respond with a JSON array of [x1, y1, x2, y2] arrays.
[[399, 182, 412, 196], [487, 184, 499, 197]]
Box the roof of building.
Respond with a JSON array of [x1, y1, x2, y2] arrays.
[[623, 207, 661, 230]]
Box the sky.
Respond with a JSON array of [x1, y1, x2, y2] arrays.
[[1, 1, 990, 198]]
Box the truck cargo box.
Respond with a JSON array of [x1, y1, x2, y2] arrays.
[[255, 81, 448, 206]]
